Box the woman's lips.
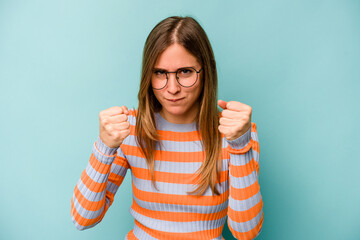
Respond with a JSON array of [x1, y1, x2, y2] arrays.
[[166, 97, 184, 102]]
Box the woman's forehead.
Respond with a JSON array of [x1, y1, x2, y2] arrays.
[[154, 44, 200, 70]]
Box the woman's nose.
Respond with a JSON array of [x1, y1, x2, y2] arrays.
[[166, 73, 181, 94]]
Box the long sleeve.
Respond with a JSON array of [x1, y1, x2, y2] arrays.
[[70, 136, 130, 230], [226, 122, 263, 240]]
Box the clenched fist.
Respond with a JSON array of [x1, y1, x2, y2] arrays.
[[218, 99, 252, 141], [99, 106, 131, 148]]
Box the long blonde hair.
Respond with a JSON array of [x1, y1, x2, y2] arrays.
[[135, 16, 222, 196]]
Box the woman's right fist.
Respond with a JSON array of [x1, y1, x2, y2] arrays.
[[99, 106, 131, 148]]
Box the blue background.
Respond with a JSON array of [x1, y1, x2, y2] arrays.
[[1, 0, 359, 239]]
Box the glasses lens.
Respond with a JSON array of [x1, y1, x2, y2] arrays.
[[177, 68, 197, 87], [151, 70, 167, 89]]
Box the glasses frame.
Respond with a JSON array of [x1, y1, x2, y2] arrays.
[[151, 67, 203, 90]]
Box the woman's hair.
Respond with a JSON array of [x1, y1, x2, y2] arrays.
[[135, 16, 222, 196]]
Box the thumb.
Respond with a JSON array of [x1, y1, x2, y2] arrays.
[[218, 99, 227, 110]]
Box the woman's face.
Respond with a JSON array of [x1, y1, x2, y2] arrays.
[[152, 43, 203, 124]]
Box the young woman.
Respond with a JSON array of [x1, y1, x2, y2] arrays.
[[71, 16, 263, 240]]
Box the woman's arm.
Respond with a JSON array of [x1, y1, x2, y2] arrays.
[[70, 136, 130, 230], [226, 122, 263, 240]]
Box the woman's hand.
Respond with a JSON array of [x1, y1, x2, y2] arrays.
[[218, 100, 252, 141], [99, 106, 130, 148]]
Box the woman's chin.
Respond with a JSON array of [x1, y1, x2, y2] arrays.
[[163, 107, 187, 116]]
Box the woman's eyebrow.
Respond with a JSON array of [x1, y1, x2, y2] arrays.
[[153, 66, 197, 71]]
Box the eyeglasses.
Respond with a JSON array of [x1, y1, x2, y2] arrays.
[[151, 67, 203, 90]]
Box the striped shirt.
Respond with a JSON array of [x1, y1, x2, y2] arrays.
[[71, 109, 263, 239]]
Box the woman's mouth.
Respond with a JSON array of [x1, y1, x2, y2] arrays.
[[166, 97, 184, 102]]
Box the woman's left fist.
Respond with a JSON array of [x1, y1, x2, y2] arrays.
[[218, 99, 252, 141]]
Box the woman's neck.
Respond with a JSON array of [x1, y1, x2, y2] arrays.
[[159, 105, 199, 124]]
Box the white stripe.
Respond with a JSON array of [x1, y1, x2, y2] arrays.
[[72, 194, 104, 220], [77, 178, 105, 202], [230, 170, 258, 189], [228, 209, 263, 232], [129, 208, 227, 233], [228, 191, 262, 211], [129, 156, 228, 174]]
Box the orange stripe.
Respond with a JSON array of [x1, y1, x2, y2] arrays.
[[252, 140, 259, 154], [131, 166, 228, 184], [230, 182, 260, 201], [123, 144, 205, 162], [125, 229, 139, 240], [131, 200, 228, 222], [113, 155, 130, 169], [128, 109, 137, 117], [81, 166, 125, 193], [228, 211, 263, 240], [158, 129, 202, 142], [228, 198, 263, 222], [129, 125, 202, 142], [129, 125, 136, 136], [251, 122, 260, 154], [108, 172, 125, 187], [89, 154, 112, 174], [123, 144, 230, 163], [135, 219, 223, 240], [227, 139, 260, 155], [74, 185, 105, 211], [80, 169, 107, 193], [254, 161, 260, 176], [71, 196, 107, 227], [251, 122, 257, 133], [132, 181, 228, 206], [230, 158, 257, 178], [226, 138, 253, 154], [132, 166, 198, 184]]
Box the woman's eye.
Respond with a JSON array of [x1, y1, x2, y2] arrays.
[[154, 70, 166, 75], [180, 69, 192, 74]]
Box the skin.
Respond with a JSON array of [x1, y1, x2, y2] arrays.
[[218, 99, 253, 141], [152, 43, 203, 124], [99, 105, 130, 148]]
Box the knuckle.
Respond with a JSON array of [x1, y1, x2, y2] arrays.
[[106, 125, 113, 132], [102, 118, 108, 125], [114, 132, 121, 139]]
